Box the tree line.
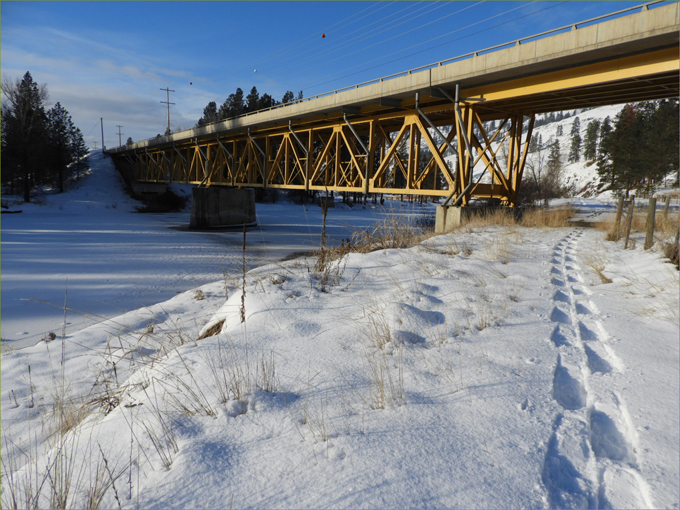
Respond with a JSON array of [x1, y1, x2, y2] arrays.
[[596, 99, 678, 196], [2, 72, 89, 202], [523, 99, 678, 205], [196, 86, 303, 127]]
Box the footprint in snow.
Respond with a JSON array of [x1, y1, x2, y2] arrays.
[[578, 321, 600, 341], [553, 290, 571, 305], [541, 414, 597, 509], [552, 355, 587, 410], [584, 344, 612, 374], [550, 306, 571, 325], [575, 302, 592, 315], [550, 325, 571, 347], [589, 409, 634, 463]]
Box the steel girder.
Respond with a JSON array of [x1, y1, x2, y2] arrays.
[[123, 102, 536, 206]]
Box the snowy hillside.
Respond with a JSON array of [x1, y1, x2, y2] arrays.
[[1, 151, 678, 509], [529, 104, 626, 198]]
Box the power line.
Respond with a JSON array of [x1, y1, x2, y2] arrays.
[[264, 2, 452, 77], [288, 1, 484, 77], [250, 1, 397, 71], [300, 1, 564, 95]]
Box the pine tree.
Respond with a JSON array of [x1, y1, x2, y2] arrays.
[[246, 86, 259, 113], [529, 133, 542, 153], [545, 139, 562, 201], [71, 127, 89, 180], [596, 116, 614, 188], [282, 91, 295, 104], [568, 117, 581, 163], [583, 119, 600, 161], [218, 88, 245, 119], [1, 72, 49, 202], [594, 101, 678, 196], [197, 101, 218, 126], [46, 102, 76, 192], [257, 93, 275, 110]]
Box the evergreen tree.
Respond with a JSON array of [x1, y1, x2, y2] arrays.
[[71, 127, 89, 180], [257, 93, 276, 110], [282, 91, 295, 104], [529, 133, 542, 153], [545, 139, 562, 199], [126, 136, 134, 145], [583, 119, 600, 161], [197, 101, 218, 126], [596, 116, 614, 187], [0, 72, 49, 202], [46, 102, 76, 192], [246, 86, 259, 112], [218, 88, 245, 119], [568, 117, 581, 163], [556, 124, 563, 137], [597, 105, 645, 196], [637, 99, 678, 190]]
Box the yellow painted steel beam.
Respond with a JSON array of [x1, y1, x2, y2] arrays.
[[462, 48, 678, 106], [113, 43, 677, 206]]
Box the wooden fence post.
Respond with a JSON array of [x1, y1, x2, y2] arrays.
[[613, 196, 625, 240], [663, 195, 670, 219], [644, 197, 656, 250], [624, 196, 635, 249]]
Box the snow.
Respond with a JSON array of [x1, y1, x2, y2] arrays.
[[1, 150, 678, 509]]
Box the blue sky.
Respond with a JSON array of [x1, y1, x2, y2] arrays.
[[1, 1, 648, 149]]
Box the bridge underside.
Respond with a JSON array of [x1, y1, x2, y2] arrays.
[[113, 46, 678, 207]]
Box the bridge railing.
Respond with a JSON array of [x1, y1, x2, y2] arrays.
[[123, 0, 669, 150]]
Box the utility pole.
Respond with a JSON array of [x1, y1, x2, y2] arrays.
[[160, 87, 175, 135], [116, 125, 124, 147], [100, 118, 105, 151]]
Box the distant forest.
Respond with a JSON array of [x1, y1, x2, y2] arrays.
[[196, 87, 303, 127], [1, 72, 89, 202]]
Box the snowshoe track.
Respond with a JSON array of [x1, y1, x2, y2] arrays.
[[541, 229, 651, 509]]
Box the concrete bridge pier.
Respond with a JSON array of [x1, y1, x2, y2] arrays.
[[435, 206, 462, 234], [190, 187, 257, 228]]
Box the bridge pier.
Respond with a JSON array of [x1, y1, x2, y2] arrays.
[[190, 187, 256, 228], [435, 206, 462, 234]]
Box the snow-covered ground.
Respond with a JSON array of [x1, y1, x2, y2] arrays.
[[1, 151, 678, 509], [0, 151, 431, 349]]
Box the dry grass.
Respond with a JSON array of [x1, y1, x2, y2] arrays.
[[582, 247, 613, 284], [664, 235, 679, 268], [348, 216, 434, 255], [519, 206, 574, 228], [463, 208, 519, 229], [445, 205, 574, 232], [362, 345, 405, 410], [596, 209, 679, 247], [482, 234, 511, 264]]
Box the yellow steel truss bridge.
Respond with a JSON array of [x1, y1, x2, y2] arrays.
[[106, 2, 679, 207]]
